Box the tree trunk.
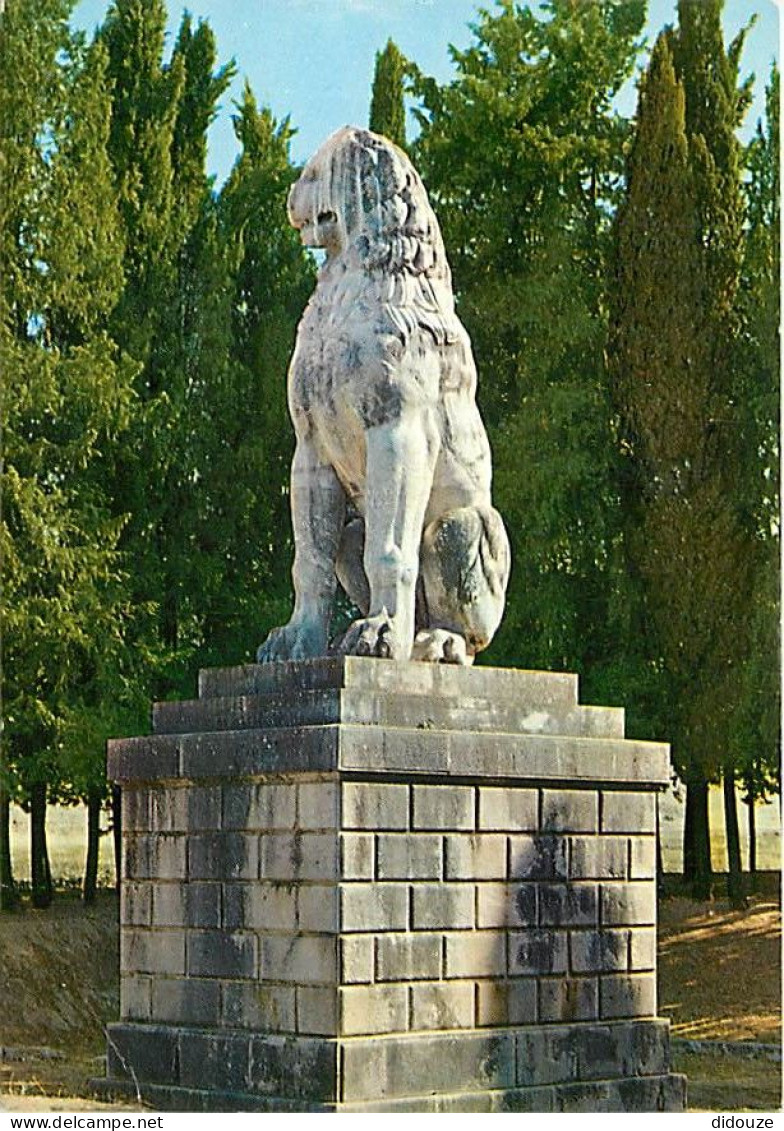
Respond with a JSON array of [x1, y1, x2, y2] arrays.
[[723, 766, 745, 907], [112, 785, 122, 894], [747, 791, 757, 889], [683, 774, 712, 900], [30, 781, 53, 909], [83, 789, 102, 904], [0, 786, 17, 911]]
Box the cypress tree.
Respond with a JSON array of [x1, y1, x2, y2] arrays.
[[0, 0, 134, 906], [733, 65, 781, 884], [98, 3, 235, 695], [671, 0, 754, 903], [610, 19, 754, 900], [209, 87, 314, 663], [370, 38, 407, 149]]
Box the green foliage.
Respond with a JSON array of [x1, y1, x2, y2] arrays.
[[410, 0, 646, 681], [732, 64, 781, 806], [608, 4, 773, 888], [0, 0, 144, 813], [370, 38, 408, 149], [207, 87, 315, 664]]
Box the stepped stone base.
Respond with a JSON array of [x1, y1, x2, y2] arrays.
[[101, 657, 686, 1112]]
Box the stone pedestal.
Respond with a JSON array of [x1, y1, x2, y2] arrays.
[[102, 657, 686, 1111]]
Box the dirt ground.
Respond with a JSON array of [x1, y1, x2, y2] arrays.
[[658, 893, 781, 1043], [0, 887, 780, 1112]]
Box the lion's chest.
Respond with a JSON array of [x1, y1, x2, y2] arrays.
[[288, 272, 417, 497], [288, 285, 380, 499]]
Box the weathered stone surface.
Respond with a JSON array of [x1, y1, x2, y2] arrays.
[[105, 655, 683, 1112], [154, 687, 624, 740], [102, 1022, 684, 1111], [253, 127, 510, 667]]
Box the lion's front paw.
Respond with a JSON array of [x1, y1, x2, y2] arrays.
[[256, 620, 326, 663], [338, 610, 408, 660], [412, 629, 472, 666]]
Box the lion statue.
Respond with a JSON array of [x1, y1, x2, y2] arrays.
[[257, 126, 510, 666]]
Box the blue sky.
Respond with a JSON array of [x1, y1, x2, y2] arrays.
[[71, 0, 780, 187]]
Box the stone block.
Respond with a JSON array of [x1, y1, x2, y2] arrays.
[[187, 931, 257, 979], [538, 977, 598, 1023], [121, 881, 152, 926], [260, 935, 338, 985], [570, 928, 630, 974], [299, 884, 340, 932], [122, 789, 150, 831], [122, 835, 151, 880], [629, 836, 656, 880], [516, 1028, 579, 1087], [341, 882, 408, 932], [477, 787, 537, 831], [629, 927, 657, 971], [600, 974, 656, 1019], [341, 832, 374, 879], [150, 786, 220, 833], [569, 836, 627, 880], [339, 1031, 516, 1103], [120, 974, 151, 1021], [297, 986, 338, 1035], [298, 781, 339, 829], [185, 883, 221, 928], [151, 883, 185, 928], [261, 832, 338, 882], [178, 1031, 250, 1092], [341, 935, 374, 984], [150, 835, 188, 880], [444, 834, 506, 879], [601, 882, 656, 926], [340, 984, 408, 1036], [412, 784, 474, 830], [410, 982, 474, 1030], [121, 929, 186, 976], [411, 883, 474, 929], [106, 1023, 180, 1086], [109, 736, 179, 783], [179, 727, 337, 779], [476, 883, 536, 928], [538, 883, 598, 926], [475, 979, 537, 1026], [223, 883, 297, 931], [189, 833, 258, 881], [623, 1020, 671, 1076], [509, 835, 568, 880], [249, 1033, 338, 1102], [151, 977, 221, 1026], [508, 930, 567, 975], [377, 833, 442, 879], [542, 789, 598, 833], [444, 930, 506, 978], [223, 782, 296, 831], [376, 933, 442, 982], [575, 1020, 668, 1081], [602, 791, 656, 834], [342, 782, 408, 829], [221, 981, 296, 1032]]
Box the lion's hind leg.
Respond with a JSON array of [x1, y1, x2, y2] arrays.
[[417, 505, 510, 663]]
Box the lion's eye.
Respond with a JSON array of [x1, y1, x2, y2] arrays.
[[318, 210, 337, 225]]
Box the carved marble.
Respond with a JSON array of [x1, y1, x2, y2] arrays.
[[258, 126, 510, 665]]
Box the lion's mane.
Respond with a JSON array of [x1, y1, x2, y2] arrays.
[[297, 127, 462, 348]]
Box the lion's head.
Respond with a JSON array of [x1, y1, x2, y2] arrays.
[[288, 126, 460, 346]]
